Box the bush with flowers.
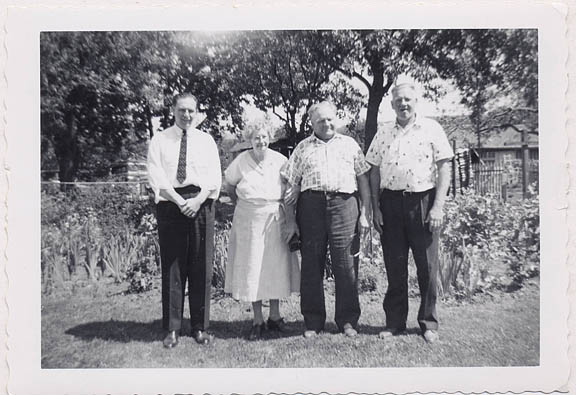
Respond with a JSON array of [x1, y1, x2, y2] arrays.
[[41, 184, 539, 299]]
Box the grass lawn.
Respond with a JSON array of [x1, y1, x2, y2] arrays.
[[41, 279, 539, 368]]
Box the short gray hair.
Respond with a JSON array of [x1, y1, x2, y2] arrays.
[[307, 101, 338, 121], [391, 83, 418, 98], [243, 127, 273, 142]]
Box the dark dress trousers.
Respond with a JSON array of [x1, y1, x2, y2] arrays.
[[379, 188, 439, 332], [297, 190, 361, 332], [156, 185, 215, 332]]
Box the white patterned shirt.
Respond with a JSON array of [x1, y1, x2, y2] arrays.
[[147, 125, 222, 203], [281, 133, 370, 194], [366, 116, 454, 192]]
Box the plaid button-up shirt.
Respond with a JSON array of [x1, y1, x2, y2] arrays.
[[281, 133, 370, 193], [366, 116, 454, 192]]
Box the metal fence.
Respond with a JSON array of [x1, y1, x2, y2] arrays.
[[472, 163, 505, 197], [41, 180, 151, 199]]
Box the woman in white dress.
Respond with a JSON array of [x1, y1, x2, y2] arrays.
[[224, 128, 300, 340]]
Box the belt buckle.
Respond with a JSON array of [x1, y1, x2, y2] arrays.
[[402, 190, 410, 196]]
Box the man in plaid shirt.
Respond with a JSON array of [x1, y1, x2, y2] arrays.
[[282, 101, 371, 338]]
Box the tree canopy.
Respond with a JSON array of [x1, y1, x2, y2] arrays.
[[40, 29, 538, 182]]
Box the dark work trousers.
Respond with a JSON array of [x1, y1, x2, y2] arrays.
[[297, 190, 361, 332], [156, 194, 215, 332], [379, 188, 439, 332]]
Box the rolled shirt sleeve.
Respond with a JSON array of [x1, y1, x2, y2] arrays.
[[352, 141, 371, 176], [432, 123, 455, 162], [280, 145, 303, 186], [365, 129, 385, 167]]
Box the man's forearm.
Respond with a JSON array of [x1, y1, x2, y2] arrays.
[[369, 166, 381, 208], [433, 159, 451, 208], [195, 186, 215, 204], [357, 173, 371, 213], [159, 187, 186, 207]]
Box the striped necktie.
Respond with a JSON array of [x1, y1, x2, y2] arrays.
[[176, 129, 187, 183]]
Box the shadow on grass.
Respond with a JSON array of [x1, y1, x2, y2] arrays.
[[356, 324, 423, 336], [211, 319, 305, 340], [65, 318, 307, 343], [64, 318, 419, 344], [65, 319, 164, 343]]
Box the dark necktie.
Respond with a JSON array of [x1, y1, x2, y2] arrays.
[[176, 129, 187, 183]]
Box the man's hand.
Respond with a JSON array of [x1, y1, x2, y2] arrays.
[[372, 206, 384, 234], [358, 211, 370, 230], [180, 196, 203, 218], [283, 184, 300, 206], [425, 205, 444, 232], [281, 219, 299, 244]]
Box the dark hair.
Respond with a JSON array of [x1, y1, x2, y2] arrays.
[[171, 93, 199, 109]]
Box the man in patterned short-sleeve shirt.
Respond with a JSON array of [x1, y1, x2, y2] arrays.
[[366, 83, 453, 344], [282, 101, 371, 339]]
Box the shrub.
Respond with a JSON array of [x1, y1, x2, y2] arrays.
[[213, 220, 231, 289], [358, 229, 385, 294], [41, 186, 155, 291], [126, 235, 161, 294], [41, 185, 539, 298], [441, 190, 540, 296], [41, 226, 68, 293], [503, 192, 540, 288], [102, 229, 143, 283]]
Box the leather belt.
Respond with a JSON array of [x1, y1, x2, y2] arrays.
[[381, 188, 434, 197], [175, 184, 201, 199], [304, 189, 355, 198]]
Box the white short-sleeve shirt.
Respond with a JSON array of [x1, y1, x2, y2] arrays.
[[366, 116, 454, 192], [224, 149, 287, 203]]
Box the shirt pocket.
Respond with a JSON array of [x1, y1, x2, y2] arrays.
[[341, 155, 357, 178], [162, 152, 178, 170], [409, 142, 435, 177]]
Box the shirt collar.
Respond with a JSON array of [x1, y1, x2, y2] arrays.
[[395, 114, 422, 132], [173, 125, 198, 136], [311, 132, 343, 144]]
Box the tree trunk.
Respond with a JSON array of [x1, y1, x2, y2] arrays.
[[363, 72, 386, 152], [287, 110, 298, 147], [145, 103, 154, 139], [298, 112, 309, 140], [57, 110, 80, 191]]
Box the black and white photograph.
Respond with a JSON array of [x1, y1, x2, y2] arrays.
[[2, 2, 572, 394]]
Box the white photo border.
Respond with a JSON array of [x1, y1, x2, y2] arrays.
[[3, 2, 571, 394]]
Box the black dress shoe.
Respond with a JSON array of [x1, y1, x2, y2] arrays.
[[162, 331, 179, 348], [192, 330, 213, 345], [248, 323, 266, 341], [266, 317, 287, 332]]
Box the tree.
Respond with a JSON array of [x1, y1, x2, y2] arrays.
[[334, 30, 457, 150], [41, 31, 246, 183], [416, 29, 538, 146], [332, 29, 537, 150], [41, 32, 136, 183], [227, 30, 358, 145]]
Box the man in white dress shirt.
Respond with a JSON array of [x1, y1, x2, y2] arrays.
[[147, 93, 221, 348]]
